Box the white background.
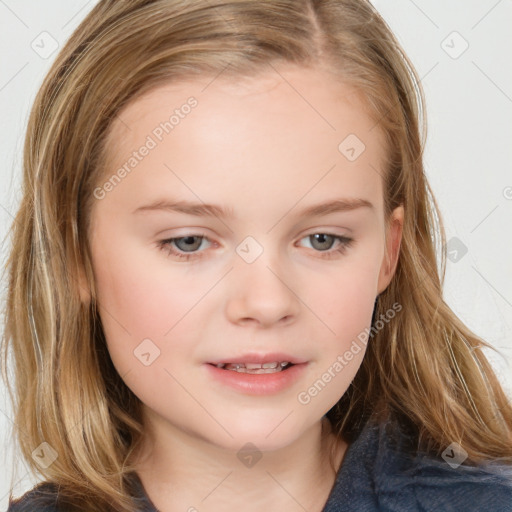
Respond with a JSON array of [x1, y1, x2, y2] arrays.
[[1, 0, 511, 506]]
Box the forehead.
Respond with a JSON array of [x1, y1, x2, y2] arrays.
[[99, 66, 387, 217], [107, 65, 382, 151]]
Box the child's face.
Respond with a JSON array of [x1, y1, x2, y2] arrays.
[[87, 66, 403, 453]]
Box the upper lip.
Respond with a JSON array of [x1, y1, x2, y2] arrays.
[[207, 352, 308, 365]]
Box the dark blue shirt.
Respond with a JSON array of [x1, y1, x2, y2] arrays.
[[7, 418, 512, 511]]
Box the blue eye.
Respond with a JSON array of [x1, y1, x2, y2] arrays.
[[157, 235, 211, 261], [157, 233, 354, 261], [299, 233, 354, 259]]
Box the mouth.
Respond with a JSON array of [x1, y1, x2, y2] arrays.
[[204, 357, 309, 395], [208, 361, 296, 374]]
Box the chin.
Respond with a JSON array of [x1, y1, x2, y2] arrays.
[[208, 417, 309, 452]]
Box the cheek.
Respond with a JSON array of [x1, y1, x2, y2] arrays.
[[91, 244, 202, 373], [296, 277, 376, 413], [309, 253, 381, 338], [311, 277, 375, 374], [300, 250, 380, 389], [92, 259, 206, 414]]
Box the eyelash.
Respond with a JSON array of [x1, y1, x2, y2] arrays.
[[156, 233, 354, 261]]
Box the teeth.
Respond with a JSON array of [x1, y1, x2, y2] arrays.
[[245, 363, 264, 369], [218, 361, 291, 373], [245, 362, 279, 369], [226, 366, 283, 374]]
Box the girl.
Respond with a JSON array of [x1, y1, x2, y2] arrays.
[[2, 1, 512, 511]]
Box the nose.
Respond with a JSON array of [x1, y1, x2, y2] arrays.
[[225, 255, 300, 328]]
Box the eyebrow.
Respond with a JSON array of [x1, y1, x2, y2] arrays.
[[132, 197, 374, 218]]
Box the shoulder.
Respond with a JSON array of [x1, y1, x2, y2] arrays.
[[7, 481, 60, 511], [6, 474, 157, 512], [384, 444, 512, 511], [325, 418, 512, 512], [379, 421, 512, 511]]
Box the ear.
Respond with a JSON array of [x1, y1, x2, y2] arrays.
[[377, 205, 404, 295]]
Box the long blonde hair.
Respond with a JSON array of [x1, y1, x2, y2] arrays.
[[2, 1, 511, 510]]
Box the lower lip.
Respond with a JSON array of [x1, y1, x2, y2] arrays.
[[204, 363, 308, 395]]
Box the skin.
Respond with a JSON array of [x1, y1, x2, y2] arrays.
[[84, 64, 403, 512]]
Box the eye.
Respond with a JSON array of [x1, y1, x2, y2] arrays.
[[298, 233, 354, 259], [157, 235, 212, 261], [157, 233, 354, 262]]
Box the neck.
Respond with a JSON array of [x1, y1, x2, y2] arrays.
[[131, 413, 347, 512]]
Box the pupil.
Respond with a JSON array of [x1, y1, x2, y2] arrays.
[[312, 234, 333, 251], [176, 236, 201, 252]]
